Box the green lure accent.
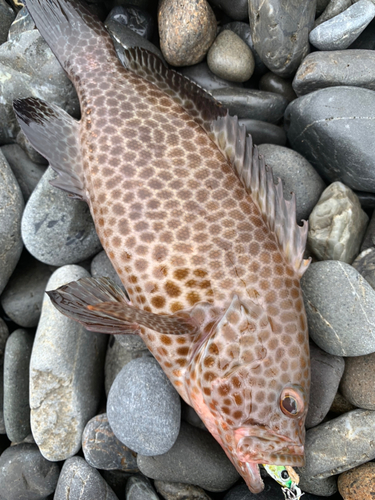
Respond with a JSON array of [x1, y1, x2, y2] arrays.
[[262, 465, 304, 499]]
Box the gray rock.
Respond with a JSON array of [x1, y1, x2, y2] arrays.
[[0, 150, 24, 296], [107, 356, 180, 456], [209, 0, 248, 20], [137, 421, 240, 492], [115, 332, 147, 352], [1, 252, 53, 328], [285, 86, 375, 193], [22, 166, 102, 266], [101, 470, 129, 500], [91, 250, 123, 289], [317, 0, 331, 13], [8, 6, 35, 40], [306, 343, 345, 428], [308, 182, 368, 263], [0, 0, 15, 44], [356, 190, 375, 209], [257, 144, 326, 222], [349, 17, 375, 48], [340, 352, 375, 409], [179, 62, 243, 91], [352, 247, 375, 288], [314, 0, 352, 27], [154, 480, 211, 500], [82, 413, 139, 471], [29, 265, 107, 461], [248, 0, 316, 77], [105, 5, 155, 41], [297, 475, 338, 497], [259, 72, 296, 103], [207, 31, 254, 83], [0, 318, 9, 434], [210, 88, 288, 122], [16, 129, 48, 166], [360, 208, 375, 251], [223, 480, 327, 499], [301, 261, 375, 356], [126, 476, 159, 500], [309, 0, 375, 50], [0, 443, 60, 500], [181, 401, 207, 431], [1, 144, 46, 202], [293, 50, 375, 96], [3, 329, 33, 443], [239, 120, 286, 146], [54, 456, 119, 500]]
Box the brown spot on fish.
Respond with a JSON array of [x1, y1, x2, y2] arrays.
[[151, 296, 166, 308], [160, 334, 172, 345], [177, 346, 189, 356], [170, 301, 184, 312], [165, 281, 181, 298]]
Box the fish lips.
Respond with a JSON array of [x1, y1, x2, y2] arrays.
[[236, 433, 305, 465]]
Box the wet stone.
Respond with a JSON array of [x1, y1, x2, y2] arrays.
[[314, 0, 352, 27], [0, 443, 60, 500], [308, 182, 368, 263], [349, 17, 375, 48], [340, 352, 375, 410], [0, 0, 15, 44], [126, 476, 159, 500], [91, 250, 123, 289], [223, 479, 325, 499], [360, 208, 375, 251], [317, 0, 331, 13], [8, 6, 35, 40], [338, 462, 375, 500], [239, 120, 286, 146], [330, 392, 357, 415], [0, 318, 9, 434], [16, 129, 48, 166], [181, 400, 207, 431], [209, 0, 248, 20], [297, 475, 338, 498], [106, 5, 155, 40], [257, 144, 326, 222], [309, 0, 375, 50], [259, 72, 296, 103], [285, 86, 375, 193], [356, 190, 375, 209], [352, 248, 375, 288], [154, 480, 211, 500], [101, 470, 129, 500], [3, 329, 33, 443], [179, 62, 243, 91], [301, 261, 375, 356]]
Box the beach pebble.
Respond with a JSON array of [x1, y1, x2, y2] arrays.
[[0, 318, 9, 434], [22, 167, 102, 266], [349, 17, 375, 48], [309, 0, 375, 50], [340, 352, 375, 409], [209, 0, 248, 20], [293, 50, 375, 96], [16, 129, 48, 166], [301, 261, 375, 356], [308, 182, 368, 263], [107, 356, 180, 456], [3, 329, 33, 443], [126, 476, 159, 500], [0, 443, 60, 500], [259, 73, 296, 102], [352, 248, 375, 288], [137, 421, 240, 492], [330, 391, 357, 414], [223, 479, 325, 499], [101, 470, 129, 500], [317, 0, 331, 13], [338, 462, 375, 500], [239, 120, 286, 146], [360, 209, 375, 251], [54, 456, 119, 500], [91, 250, 123, 289], [179, 62, 243, 91], [82, 413, 139, 472], [248, 0, 315, 77], [285, 86, 375, 193], [105, 5, 155, 40], [8, 6, 35, 40], [257, 144, 326, 222], [314, 0, 352, 27], [0, 0, 15, 44], [207, 31, 254, 83], [158, 0, 216, 66], [181, 401, 207, 431], [297, 475, 338, 497], [306, 343, 345, 429], [154, 480, 211, 500], [29, 265, 107, 461], [0, 150, 24, 296]]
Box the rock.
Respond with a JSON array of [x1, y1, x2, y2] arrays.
[[301, 261, 375, 356], [308, 182, 368, 263], [154, 480, 211, 500], [361, 209, 375, 251], [0, 318, 9, 434], [0, 0, 15, 44], [3, 329, 33, 443], [210, 88, 288, 122], [209, 0, 248, 20], [338, 462, 375, 499], [126, 476, 159, 500], [115, 332, 147, 352], [158, 0, 216, 66], [107, 356, 180, 456], [248, 0, 316, 78], [317, 0, 331, 13], [340, 352, 375, 409], [223, 479, 326, 500], [314, 0, 352, 27], [306, 343, 345, 428], [309, 0, 375, 50], [82, 413, 139, 472], [239, 120, 286, 146], [105, 5, 155, 40], [179, 62, 243, 92], [293, 50, 375, 96], [8, 6, 35, 40], [207, 31, 254, 83], [297, 475, 338, 497], [16, 129, 48, 166], [259, 72, 296, 103], [356, 190, 375, 209], [285, 86, 375, 193], [257, 144, 326, 222], [137, 421, 240, 492], [353, 248, 375, 288], [91, 250, 123, 289], [181, 401, 207, 431], [0, 150, 24, 296], [54, 456, 119, 500], [330, 391, 357, 414], [29, 265, 107, 461], [1, 252, 53, 328], [0, 443, 60, 500], [101, 470, 129, 500], [22, 167, 102, 266], [349, 18, 375, 48]]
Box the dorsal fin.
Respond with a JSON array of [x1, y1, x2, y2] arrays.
[[208, 114, 310, 277]]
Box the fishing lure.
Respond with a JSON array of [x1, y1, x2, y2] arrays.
[[263, 465, 304, 499]]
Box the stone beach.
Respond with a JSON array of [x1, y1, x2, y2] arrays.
[[1, 0, 375, 499]]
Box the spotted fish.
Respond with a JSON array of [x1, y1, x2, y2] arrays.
[[13, 0, 310, 493]]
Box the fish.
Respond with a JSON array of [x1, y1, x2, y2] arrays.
[[13, 0, 311, 494]]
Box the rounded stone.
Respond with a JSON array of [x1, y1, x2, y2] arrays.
[[154, 480, 211, 500], [340, 352, 375, 409], [297, 475, 338, 497], [0, 0, 15, 45], [0, 318, 10, 435], [259, 72, 296, 102], [107, 356, 181, 456], [314, 0, 352, 27], [301, 261, 375, 356], [209, 0, 248, 20], [126, 476, 159, 500], [91, 250, 123, 289], [352, 247, 375, 288], [223, 479, 326, 499], [338, 462, 375, 499], [361, 209, 375, 251], [239, 120, 286, 146], [105, 5, 155, 40], [207, 31, 254, 83], [179, 62, 243, 91]]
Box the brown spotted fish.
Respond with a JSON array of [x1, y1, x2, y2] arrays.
[[13, 0, 310, 493]]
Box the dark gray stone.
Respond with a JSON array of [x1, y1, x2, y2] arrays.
[[54, 456, 119, 500], [301, 261, 375, 356], [126, 476, 159, 500], [356, 190, 375, 209], [181, 401, 207, 431], [105, 5, 155, 40], [239, 120, 286, 146], [8, 6, 35, 40], [285, 86, 375, 193], [306, 343, 345, 428], [248, 0, 316, 78], [259, 72, 296, 103], [257, 144, 326, 222], [91, 250, 123, 289], [0, 318, 9, 435], [3, 329, 33, 443], [209, 0, 248, 20], [349, 18, 375, 48], [154, 480, 211, 500], [16, 129, 48, 166], [297, 475, 338, 497], [101, 470, 129, 500], [293, 50, 375, 96], [22, 167, 102, 266], [179, 62, 243, 91], [0, 443, 60, 500], [210, 88, 288, 122], [137, 421, 240, 492], [317, 0, 331, 13], [223, 479, 326, 499], [107, 356, 180, 456], [0, 0, 15, 44], [314, 0, 352, 27], [352, 247, 375, 288], [340, 352, 375, 409], [360, 208, 375, 251]]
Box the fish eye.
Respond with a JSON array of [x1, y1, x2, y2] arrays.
[[279, 386, 305, 418], [281, 396, 298, 415]]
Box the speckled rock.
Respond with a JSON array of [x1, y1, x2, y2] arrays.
[[239, 120, 286, 146], [259, 72, 296, 102], [340, 352, 375, 409], [361, 209, 375, 251], [158, 0, 216, 66], [0, 318, 9, 434], [297, 475, 338, 497], [257, 144, 325, 222], [352, 247, 375, 288], [8, 6, 35, 41], [248, 0, 316, 77], [207, 31, 254, 83], [0, 0, 15, 44], [330, 391, 357, 415], [314, 0, 352, 27], [126, 476, 159, 500], [137, 421, 240, 492], [179, 62, 243, 91], [22, 167, 102, 266], [308, 182, 368, 263], [91, 250, 123, 289], [301, 261, 375, 356], [16, 129, 48, 166], [338, 462, 375, 499], [29, 265, 107, 461], [154, 480, 211, 500]]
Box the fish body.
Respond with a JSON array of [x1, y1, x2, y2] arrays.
[[14, 0, 310, 493]]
